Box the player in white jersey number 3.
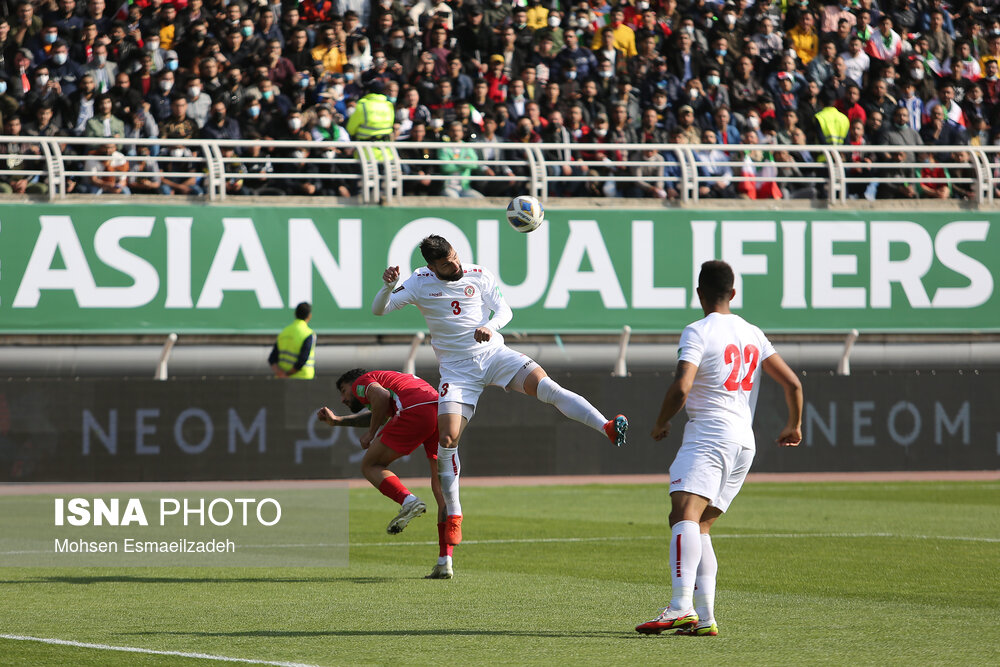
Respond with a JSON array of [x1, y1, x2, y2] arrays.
[[636, 260, 803, 637], [373, 235, 629, 546]]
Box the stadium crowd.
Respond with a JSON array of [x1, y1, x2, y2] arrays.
[[1, 0, 999, 199]]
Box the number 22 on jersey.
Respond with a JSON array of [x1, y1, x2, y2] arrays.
[[723, 344, 759, 392]]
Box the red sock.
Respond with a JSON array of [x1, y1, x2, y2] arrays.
[[377, 476, 410, 505], [437, 522, 454, 557]]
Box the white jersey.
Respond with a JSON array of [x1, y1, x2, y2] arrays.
[[677, 312, 776, 450], [382, 264, 513, 362]]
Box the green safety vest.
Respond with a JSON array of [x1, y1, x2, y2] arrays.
[[815, 106, 850, 146], [346, 94, 395, 141], [276, 319, 315, 380]]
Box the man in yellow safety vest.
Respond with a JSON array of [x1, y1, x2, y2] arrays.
[[346, 79, 395, 158], [269, 302, 316, 379]]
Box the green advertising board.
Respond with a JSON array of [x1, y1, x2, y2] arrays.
[[0, 204, 995, 333]]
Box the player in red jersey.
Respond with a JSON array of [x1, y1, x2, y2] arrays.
[[317, 368, 455, 578]]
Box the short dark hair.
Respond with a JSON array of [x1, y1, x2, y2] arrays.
[[419, 235, 453, 263], [698, 260, 735, 303], [295, 301, 312, 320], [336, 368, 367, 391]]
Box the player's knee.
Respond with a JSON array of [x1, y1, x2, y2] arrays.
[[438, 431, 461, 449]]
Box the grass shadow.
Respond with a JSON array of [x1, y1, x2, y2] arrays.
[[121, 629, 637, 639], [0, 575, 398, 585]]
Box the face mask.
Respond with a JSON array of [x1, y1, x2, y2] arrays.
[[294, 150, 308, 159], [166, 60, 179, 71], [707, 75, 720, 87], [639, 1, 649, 8], [248, 105, 260, 117], [44, 32, 57, 44], [688, 88, 699, 99], [299, 76, 310, 88], [884, 77, 894, 85], [148, 41, 160, 51], [159, 79, 173, 92], [171, 148, 185, 157], [375, 57, 387, 67], [391, 38, 404, 49], [289, 118, 302, 131], [725, 15, 736, 26], [212, 111, 226, 123], [263, 90, 274, 100], [599, 70, 612, 78], [332, 83, 344, 97], [323, 149, 336, 158], [0, 81, 6, 94], [594, 127, 607, 137], [749, 116, 760, 129], [715, 48, 727, 57], [549, 16, 560, 28], [95, 55, 107, 66], [683, 26, 694, 35], [567, 70, 576, 79], [344, 72, 355, 82], [894, 122, 906, 130], [242, 26, 253, 37], [653, 99, 666, 110], [188, 86, 201, 97], [54, 53, 68, 65], [37, 74, 50, 86], [912, 68, 924, 80], [319, 115, 332, 128]]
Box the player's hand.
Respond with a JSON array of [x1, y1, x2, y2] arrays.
[[316, 407, 339, 426], [382, 265, 400, 285], [650, 422, 671, 441], [360, 432, 373, 449], [777, 425, 801, 447], [474, 326, 493, 343]]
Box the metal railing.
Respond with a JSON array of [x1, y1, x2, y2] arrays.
[[2, 136, 998, 206]]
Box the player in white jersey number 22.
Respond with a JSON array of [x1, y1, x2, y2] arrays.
[[636, 260, 803, 637], [372, 235, 629, 548]]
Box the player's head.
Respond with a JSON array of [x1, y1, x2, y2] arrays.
[[336, 367, 367, 411], [697, 260, 736, 307], [295, 301, 312, 321], [420, 235, 463, 281]]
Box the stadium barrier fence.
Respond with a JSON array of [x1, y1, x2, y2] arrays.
[[2, 136, 998, 205]]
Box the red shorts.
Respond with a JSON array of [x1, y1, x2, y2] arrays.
[[378, 402, 439, 459]]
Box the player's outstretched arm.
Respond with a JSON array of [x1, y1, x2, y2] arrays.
[[762, 353, 803, 447], [651, 361, 698, 441], [317, 407, 373, 428], [372, 265, 401, 316]]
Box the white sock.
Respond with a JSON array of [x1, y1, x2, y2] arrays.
[[535, 377, 607, 431], [694, 533, 717, 624], [669, 520, 702, 611], [402, 493, 417, 506], [437, 446, 462, 516], [437, 555, 453, 566]]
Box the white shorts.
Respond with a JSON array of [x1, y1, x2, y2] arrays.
[[669, 441, 755, 513], [437, 345, 537, 415]]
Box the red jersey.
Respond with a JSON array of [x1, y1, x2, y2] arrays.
[[350, 371, 439, 415]]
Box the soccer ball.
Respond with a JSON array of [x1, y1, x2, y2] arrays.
[[506, 195, 544, 233]]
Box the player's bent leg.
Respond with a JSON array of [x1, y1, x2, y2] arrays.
[[361, 440, 427, 535]]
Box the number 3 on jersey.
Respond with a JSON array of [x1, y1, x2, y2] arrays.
[[723, 344, 760, 391]]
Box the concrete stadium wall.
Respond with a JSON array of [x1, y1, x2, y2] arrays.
[[0, 371, 994, 483]]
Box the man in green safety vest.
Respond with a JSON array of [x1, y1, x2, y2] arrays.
[[268, 302, 316, 379], [347, 80, 395, 159], [814, 88, 850, 146]]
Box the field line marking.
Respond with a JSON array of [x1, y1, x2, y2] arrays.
[[0, 634, 320, 667], [3, 533, 998, 557]]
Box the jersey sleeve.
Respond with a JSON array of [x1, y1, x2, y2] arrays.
[[757, 326, 777, 362], [481, 268, 513, 331], [374, 274, 418, 315], [350, 377, 371, 406], [677, 325, 705, 367]]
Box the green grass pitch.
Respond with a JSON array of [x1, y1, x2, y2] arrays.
[[2, 481, 998, 666]]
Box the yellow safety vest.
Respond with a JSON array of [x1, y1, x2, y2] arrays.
[[815, 106, 850, 145], [276, 319, 315, 380], [346, 93, 395, 140]]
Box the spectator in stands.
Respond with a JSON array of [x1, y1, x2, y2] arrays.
[[81, 142, 129, 195], [0, 115, 48, 195], [83, 93, 124, 139], [694, 128, 735, 198]]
